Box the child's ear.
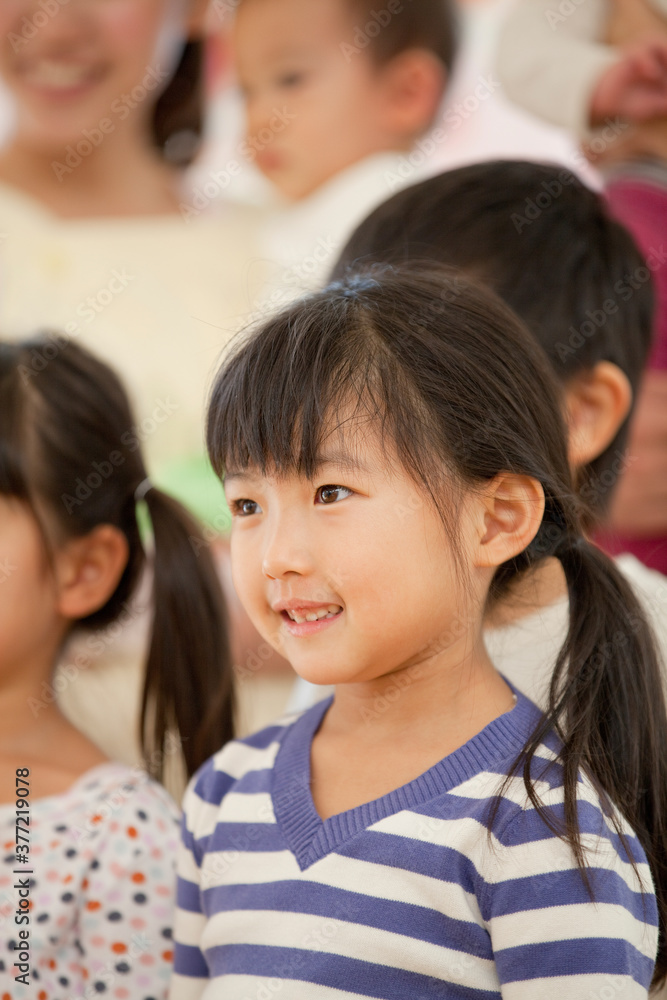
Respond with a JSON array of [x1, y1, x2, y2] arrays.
[[55, 525, 129, 621], [565, 362, 632, 468], [475, 474, 545, 568], [379, 49, 446, 140]]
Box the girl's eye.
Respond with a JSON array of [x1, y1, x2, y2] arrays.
[[233, 499, 261, 517], [278, 71, 305, 88], [315, 485, 353, 505]]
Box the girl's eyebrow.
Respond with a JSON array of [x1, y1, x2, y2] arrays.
[[313, 453, 370, 476], [224, 454, 369, 484]]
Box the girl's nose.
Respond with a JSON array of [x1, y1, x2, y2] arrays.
[[261, 515, 313, 581]]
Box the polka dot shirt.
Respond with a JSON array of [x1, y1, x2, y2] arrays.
[[0, 762, 180, 1000]]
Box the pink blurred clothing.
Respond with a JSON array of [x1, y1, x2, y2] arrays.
[[596, 161, 667, 572]]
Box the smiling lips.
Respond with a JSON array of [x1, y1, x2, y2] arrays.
[[284, 604, 342, 624], [19, 60, 100, 95]]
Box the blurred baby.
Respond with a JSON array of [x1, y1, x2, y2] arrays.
[[231, 0, 457, 299]]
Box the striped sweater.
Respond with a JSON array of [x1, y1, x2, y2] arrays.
[[170, 690, 658, 999]]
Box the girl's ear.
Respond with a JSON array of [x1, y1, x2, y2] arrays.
[[565, 361, 632, 468], [475, 474, 545, 568], [55, 525, 129, 621]]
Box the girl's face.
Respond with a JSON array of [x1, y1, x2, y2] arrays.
[[0, 497, 62, 679], [0, 0, 188, 149], [225, 423, 487, 687]]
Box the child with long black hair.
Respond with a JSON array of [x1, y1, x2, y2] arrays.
[[172, 267, 667, 998], [0, 338, 234, 998]]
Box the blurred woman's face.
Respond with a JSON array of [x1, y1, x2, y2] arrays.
[[0, 0, 187, 151]]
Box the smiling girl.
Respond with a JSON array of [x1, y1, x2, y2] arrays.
[[170, 267, 667, 999]]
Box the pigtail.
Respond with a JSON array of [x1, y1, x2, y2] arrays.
[[140, 487, 235, 781], [520, 530, 667, 986]]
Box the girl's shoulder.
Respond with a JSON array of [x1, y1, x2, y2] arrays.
[[4, 761, 182, 843], [182, 706, 311, 829]]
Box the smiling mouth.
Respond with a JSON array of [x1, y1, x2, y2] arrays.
[[283, 604, 342, 624], [20, 60, 99, 92]]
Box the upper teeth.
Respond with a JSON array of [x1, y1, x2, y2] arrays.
[[287, 604, 341, 624], [25, 61, 91, 89]]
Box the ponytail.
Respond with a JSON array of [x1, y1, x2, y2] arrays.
[[519, 531, 667, 986], [141, 487, 235, 782]]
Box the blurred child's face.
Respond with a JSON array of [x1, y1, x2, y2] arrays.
[[234, 0, 408, 200], [0, 498, 61, 678], [0, 0, 188, 150], [225, 422, 486, 686]]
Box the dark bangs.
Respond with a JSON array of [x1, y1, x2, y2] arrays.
[[207, 272, 457, 493], [206, 266, 573, 533]]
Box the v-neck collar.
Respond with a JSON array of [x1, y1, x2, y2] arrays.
[[272, 685, 541, 871]]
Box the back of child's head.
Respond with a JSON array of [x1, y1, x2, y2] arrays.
[[232, 0, 456, 199], [208, 264, 667, 987], [0, 337, 234, 780], [331, 160, 655, 523]]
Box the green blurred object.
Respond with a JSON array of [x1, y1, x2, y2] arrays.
[[154, 453, 231, 534]]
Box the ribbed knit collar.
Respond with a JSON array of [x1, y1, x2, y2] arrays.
[[272, 684, 542, 870]]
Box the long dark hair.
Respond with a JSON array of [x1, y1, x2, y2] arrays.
[[207, 266, 667, 985], [0, 337, 234, 780]]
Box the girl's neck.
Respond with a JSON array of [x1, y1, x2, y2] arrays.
[[0, 123, 182, 219], [0, 656, 108, 802], [310, 631, 515, 820]]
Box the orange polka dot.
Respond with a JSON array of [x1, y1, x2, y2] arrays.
[[82, 878, 89, 889], [131, 872, 145, 883], [126, 826, 138, 838], [86, 900, 101, 911], [39, 992, 47, 1000], [4, 991, 13, 999], [48, 959, 56, 969], [91, 814, 103, 824], [111, 942, 127, 954], [63, 874, 73, 883], [162, 950, 173, 962]]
